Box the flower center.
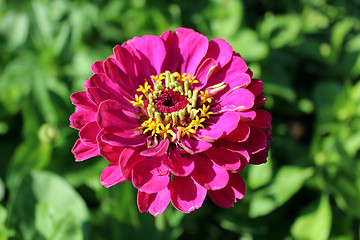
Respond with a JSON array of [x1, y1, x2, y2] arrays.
[[130, 71, 214, 140]]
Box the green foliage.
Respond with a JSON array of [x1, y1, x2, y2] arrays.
[[1, 0, 360, 239]]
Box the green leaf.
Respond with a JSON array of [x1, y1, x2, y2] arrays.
[[247, 157, 273, 189], [249, 166, 314, 218], [291, 194, 332, 240]]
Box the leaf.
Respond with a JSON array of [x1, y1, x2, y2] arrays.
[[249, 166, 314, 218], [247, 157, 273, 189], [291, 194, 332, 240]]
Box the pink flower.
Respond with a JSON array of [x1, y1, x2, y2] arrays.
[[70, 28, 272, 216]]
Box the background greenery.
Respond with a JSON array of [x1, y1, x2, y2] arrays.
[[1, 0, 359, 239]]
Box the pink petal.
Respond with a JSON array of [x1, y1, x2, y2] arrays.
[[84, 74, 122, 100], [69, 108, 95, 130], [239, 110, 257, 121], [249, 110, 272, 128], [175, 27, 196, 37], [96, 99, 139, 129], [247, 78, 264, 97], [104, 57, 134, 99], [100, 164, 126, 188], [205, 146, 241, 172], [119, 147, 146, 180], [209, 173, 246, 208], [97, 131, 124, 163], [113, 45, 137, 83], [180, 137, 213, 154], [126, 35, 166, 75], [91, 61, 105, 74], [249, 145, 269, 165], [137, 186, 171, 216], [70, 91, 97, 112], [195, 111, 240, 142], [222, 120, 250, 142], [170, 176, 207, 213], [162, 147, 195, 176], [101, 127, 147, 148], [132, 159, 170, 194], [79, 121, 101, 146], [204, 38, 233, 69], [213, 88, 255, 113], [140, 139, 169, 157], [160, 30, 181, 73], [178, 32, 209, 77], [195, 58, 218, 89], [190, 154, 229, 190], [205, 56, 250, 91], [214, 140, 250, 171], [72, 139, 99, 161], [242, 127, 268, 154], [87, 87, 111, 106]]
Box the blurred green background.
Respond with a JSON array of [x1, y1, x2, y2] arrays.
[[1, 0, 360, 239]]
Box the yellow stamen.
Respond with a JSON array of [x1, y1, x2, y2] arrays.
[[199, 104, 213, 119], [191, 115, 205, 130], [143, 118, 159, 136], [136, 80, 152, 95], [157, 123, 173, 139], [200, 90, 213, 103], [177, 121, 196, 138], [130, 94, 144, 107]]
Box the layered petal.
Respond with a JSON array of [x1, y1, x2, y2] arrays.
[[100, 164, 126, 188], [137, 186, 171, 216]]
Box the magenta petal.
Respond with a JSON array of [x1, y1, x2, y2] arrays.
[[140, 139, 169, 157], [96, 99, 139, 129], [119, 148, 146, 180], [132, 160, 170, 194], [97, 131, 124, 163], [247, 78, 264, 97], [204, 38, 233, 68], [126, 35, 166, 75], [242, 127, 268, 154], [137, 187, 170, 216], [222, 120, 250, 142], [179, 32, 209, 77], [180, 137, 212, 154], [213, 88, 255, 113], [101, 127, 147, 148], [249, 145, 269, 165], [70, 91, 97, 112], [160, 30, 181, 73], [100, 164, 126, 188], [91, 61, 105, 74], [205, 146, 241, 172], [72, 139, 99, 161], [113, 45, 137, 82], [175, 27, 196, 37], [170, 176, 207, 213], [196, 111, 240, 142], [79, 121, 100, 146], [249, 110, 272, 128], [162, 148, 195, 176], [104, 57, 134, 99], [209, 173, 246, 208], [69, 109, 95, 130], [195, 58, 218, 89], [87, 87, 111, 106], [190, 154, 229, 190]]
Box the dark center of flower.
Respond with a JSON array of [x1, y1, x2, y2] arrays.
[[154, 90, 189, 114]]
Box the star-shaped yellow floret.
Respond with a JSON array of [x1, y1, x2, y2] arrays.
[[200, 90, 213, 103], [156, 123, 173, 139], [136, 80, 152, 94], [142, 118, 159, 136], [182, 73, 199, 85], [177, 121, 196, 138], [130, 94, 144, 107], [191, 115, 205, 130], [199, 104, 213, 119]]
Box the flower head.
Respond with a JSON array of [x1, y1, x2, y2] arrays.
[[70, 28, 272, 216]]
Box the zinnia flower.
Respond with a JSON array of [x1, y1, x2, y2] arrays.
[[70, 28, 272, 216]]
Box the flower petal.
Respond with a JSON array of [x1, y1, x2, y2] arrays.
[[178, 32, 209, 77], [91, 61, 105, 74], [72, 139, 99, 161], [204, 38, 233, 68], [113, 45, 137, 83], [249, 109, 272, 128], [195, 58, 218, 89], [209, 173, 246, 208], [247, 78, 264, 97], [170, 176, 207, 213], [79, 121, 101, 146], [132, 159, 170, 194], [70, 91, 97, 112], [140, 139, 169, 157], [190, 154, 229, 190], [69, 108, 95, 130], [195, 111, 240, 142], [162, 147, 195, 176], [100, 164, 126, 188], [180, 137, 212, 154], [205, 146, 241, 172], [161, 30, 181, 73], [96, 99, 139, 129], [101, 127, 147, 148], [119, 147, 146, 180], [222, 120, 250, 142], [212, 88, 254, 113], [137, 187, 170, 216], [249, 145, 269, 165], [242, 127, 268, 154]]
